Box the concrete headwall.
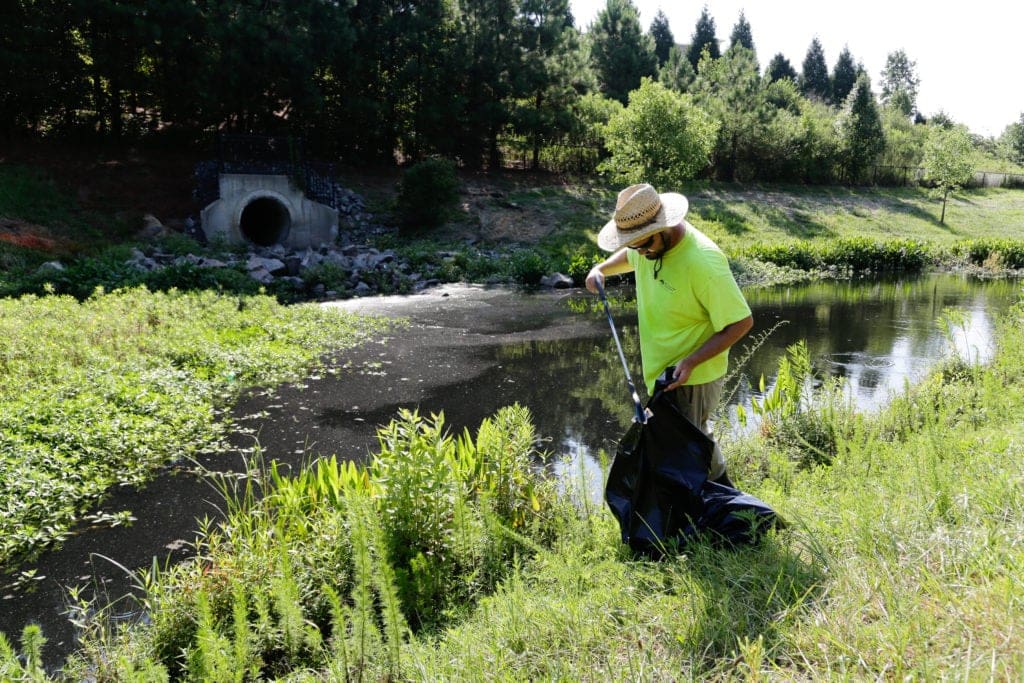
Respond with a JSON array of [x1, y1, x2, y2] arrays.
[[200, 174, 338, 249]]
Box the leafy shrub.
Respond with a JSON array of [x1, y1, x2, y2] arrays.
[[948, 238, 1024, 269], [599, 78, 718, 187], [395, 158, 460, 229], [742, 238, 931, 274], [140, 263, 260, 296], [509, 250, 547, 285], [65, 406, 560, 680], [565, 245, 602, 285], [741, 341, 854, 469], [742, 242, 818, 271], [301, 261, 351, 294]]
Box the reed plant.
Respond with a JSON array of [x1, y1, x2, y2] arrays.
[[52, 405, 563, 680]]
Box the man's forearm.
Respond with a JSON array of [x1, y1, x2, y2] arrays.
[[668, 315, 754, 388]]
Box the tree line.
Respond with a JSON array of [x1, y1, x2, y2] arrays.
[[4, 0, 1024, 182]]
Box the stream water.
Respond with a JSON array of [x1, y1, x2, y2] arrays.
[[2, 273, 1019, 671]]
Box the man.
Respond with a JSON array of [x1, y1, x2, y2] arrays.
[[586, 183, 753, 486]]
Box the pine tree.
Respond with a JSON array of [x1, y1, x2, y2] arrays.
[[830, 46, 859, 106], [765, 53, 798, 83], [658, 45, 695, 92], [456, 0, 521, 168], [692, 46, 767, 181], [728, 10, 755, 62], [588, 0, 657, 104], [686, 6, 720, 70], [836, 74, 885, 182], [800, 38, 830, 102], [649, 10, 675, 67], [514, 0, 585, 169]]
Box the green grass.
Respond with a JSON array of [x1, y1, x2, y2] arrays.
[[687, 184, 1024, 250], [0, 287, 391, 567], [5, 299, 1019, 681], [0, 165, 101, 238]]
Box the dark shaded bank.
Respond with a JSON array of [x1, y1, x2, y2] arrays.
[[0, 284, 616, 671]]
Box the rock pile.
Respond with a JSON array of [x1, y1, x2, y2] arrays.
[[124, 241, 443, 299], [35, 183, 577, 299]]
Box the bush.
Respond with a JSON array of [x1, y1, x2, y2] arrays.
[[742, 238, 931, 274], [566, 246, 602, 285], [948, 238, 1024, 269], [395, 158, 460, 230], [599, 78, 718, 188], [509, 250, 547, 285]]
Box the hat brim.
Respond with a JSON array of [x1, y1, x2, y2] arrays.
[[597, 192, 689, 252]]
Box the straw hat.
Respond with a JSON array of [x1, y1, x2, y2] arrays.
[[597, 183, 689, 252]]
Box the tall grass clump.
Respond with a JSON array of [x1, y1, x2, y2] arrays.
[[56, 406, 563, 680], [0, 287, 390, 566]]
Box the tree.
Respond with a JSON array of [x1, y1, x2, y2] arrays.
[[800, 38, 830, 102], [686, 6, 720, 70], [158, 0, 354, 140], [692, 46, 768, 181], [588, 0, 657, 104], [830, 46, 859, 106], [727, 10, 756, 64], [922, 124, 975, 223], [880, 49, 919, 117], [879, 106, 928, 170], [0, 0, 86, 138], [835, 75, 885, 182], [599, 78, 718, 187], [1000, 113, 1024, 164], [658, 45, 695, 93], [453, 0, 522, 168], [514, 0, 585, 169], [649, 10, 674, 67], [766, 53, 798, 83]]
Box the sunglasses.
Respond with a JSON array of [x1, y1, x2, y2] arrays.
[[627, 233, 658, 251]]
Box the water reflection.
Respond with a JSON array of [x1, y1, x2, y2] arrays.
[[736, 275, 1019, 414], [507, 274, 1019, 472]]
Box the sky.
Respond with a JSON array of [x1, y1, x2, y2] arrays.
[[569, 0, 1023, 138]]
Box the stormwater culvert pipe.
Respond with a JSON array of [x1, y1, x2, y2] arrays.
[[239, 194, 292, 246], [201, 174, 338, 249]]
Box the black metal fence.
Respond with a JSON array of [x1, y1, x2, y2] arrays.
[[194, 134, 349, 210]]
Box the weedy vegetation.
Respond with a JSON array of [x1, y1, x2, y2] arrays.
[[0, 287, 391, 567], [3, 297, 1022, 680]]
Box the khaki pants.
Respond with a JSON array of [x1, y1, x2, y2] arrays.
[[668, 377, 726, 480]]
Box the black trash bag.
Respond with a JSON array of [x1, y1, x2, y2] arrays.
[[678, 480, 783, 549], [604, 389, 782, 558]]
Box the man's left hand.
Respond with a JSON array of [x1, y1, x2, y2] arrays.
[[666, 360, 693, 391]]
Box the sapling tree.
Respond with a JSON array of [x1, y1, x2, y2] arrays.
[[922, 124, 975, 224]]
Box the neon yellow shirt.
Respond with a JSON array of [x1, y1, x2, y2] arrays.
[[626, 223, 751, 394]]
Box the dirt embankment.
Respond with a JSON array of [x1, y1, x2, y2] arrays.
[[2, 144, 581, 251]]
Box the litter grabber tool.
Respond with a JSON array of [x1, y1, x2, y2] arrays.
[[596, 280, 649, 424]]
